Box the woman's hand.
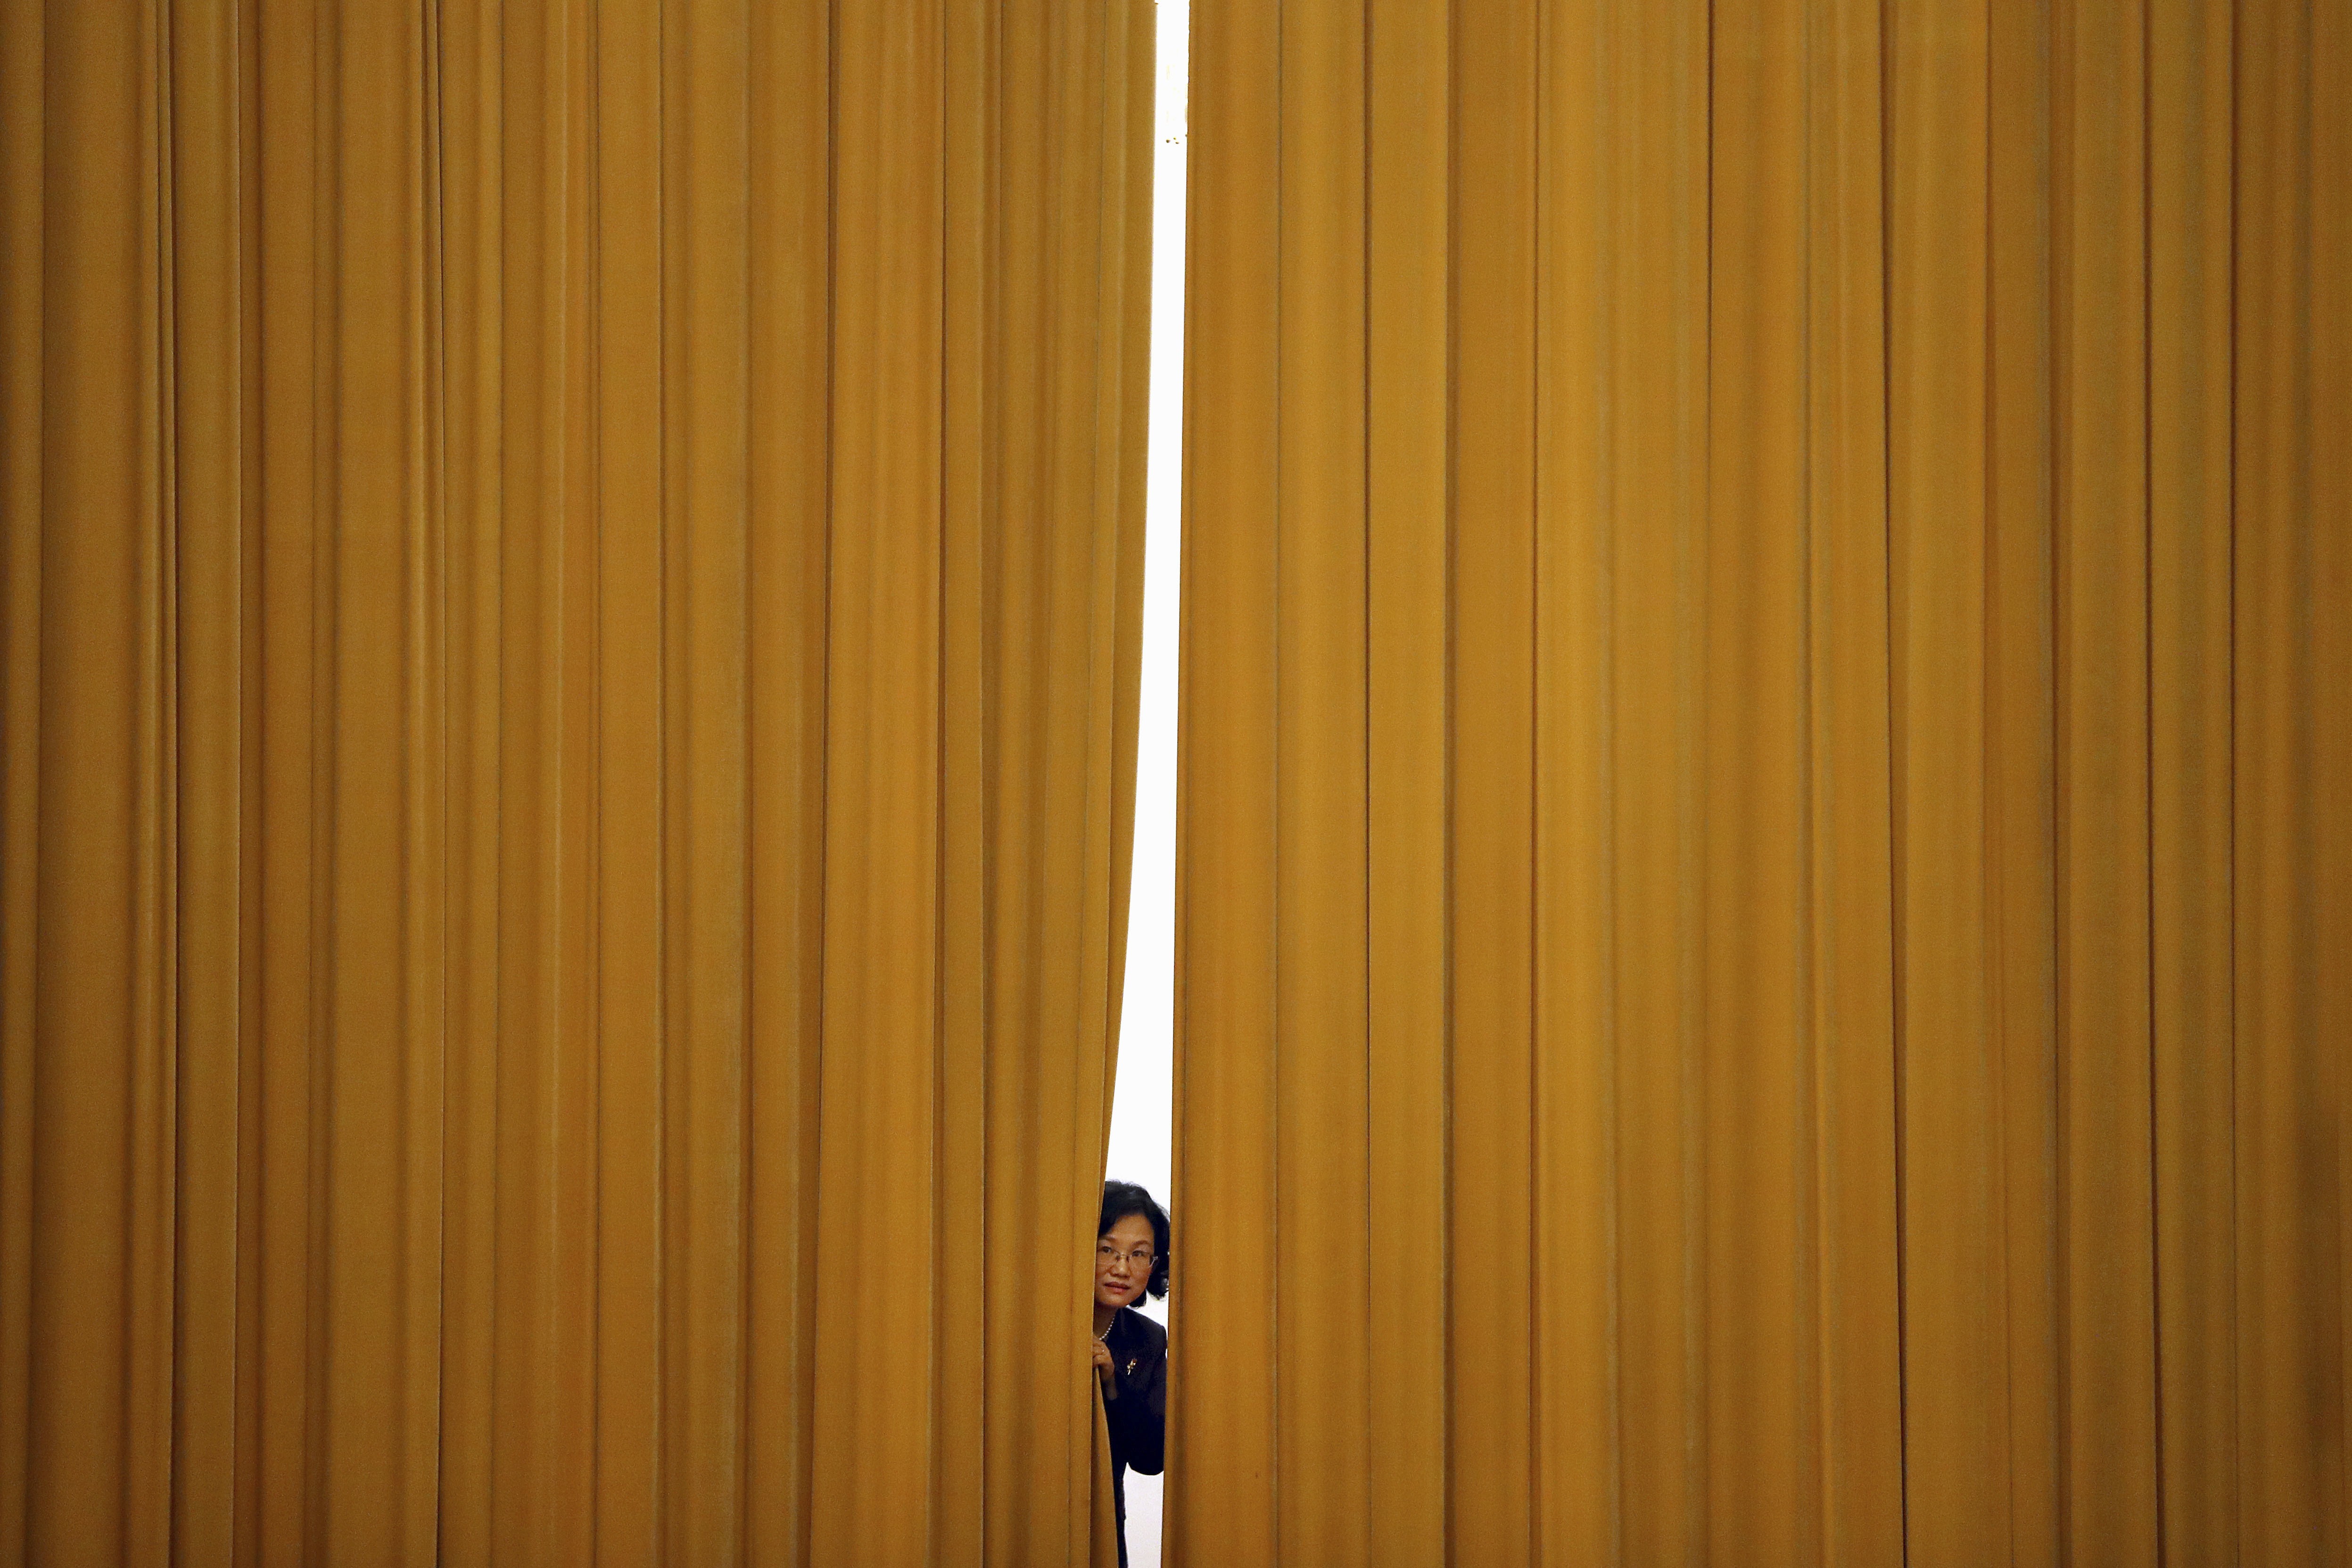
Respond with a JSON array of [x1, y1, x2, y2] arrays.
[[1090, 1338, 1117, 1397]]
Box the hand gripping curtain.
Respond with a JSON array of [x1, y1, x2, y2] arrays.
[[0, 1, 1152, 1564], [1173, 0, 2347, 1564]]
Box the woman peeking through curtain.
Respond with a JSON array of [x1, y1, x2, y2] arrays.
[[1093, 1182, 1169, 1567]]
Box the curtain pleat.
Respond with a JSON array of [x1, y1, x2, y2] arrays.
[[0, 2, 1152, 1564], [1173, 0, 2347, 1563]]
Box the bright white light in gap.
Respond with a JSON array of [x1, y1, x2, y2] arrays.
[[1106, 2, 1185, 1238], [1104, 4, 1186, 1563]]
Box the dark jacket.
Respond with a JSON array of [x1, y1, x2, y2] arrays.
[[1100, 1304, 1167, 1568]]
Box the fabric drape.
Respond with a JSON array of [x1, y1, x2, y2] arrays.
[[0, 1, 1152, 1564], [1172, 0, 2345, 1563]]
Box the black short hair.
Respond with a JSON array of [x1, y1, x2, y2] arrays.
[[1098, 1180, 1171, 1300]]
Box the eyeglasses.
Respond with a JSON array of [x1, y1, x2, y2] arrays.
[[1096, 1243, 1156, 1271]]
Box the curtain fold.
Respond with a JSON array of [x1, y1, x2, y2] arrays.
[[0, 1, 1151, 1564], [1172, 0, 2346, 1562]]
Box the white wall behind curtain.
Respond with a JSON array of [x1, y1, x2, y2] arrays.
[[1105, 3, 1191, 1565]]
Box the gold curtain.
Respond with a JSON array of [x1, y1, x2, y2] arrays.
[[0, 1, 1151, 1563], [1173, 0, 2346, 1563]]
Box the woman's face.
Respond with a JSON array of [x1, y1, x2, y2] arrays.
[[1095, 1213, 1156, 1310]]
